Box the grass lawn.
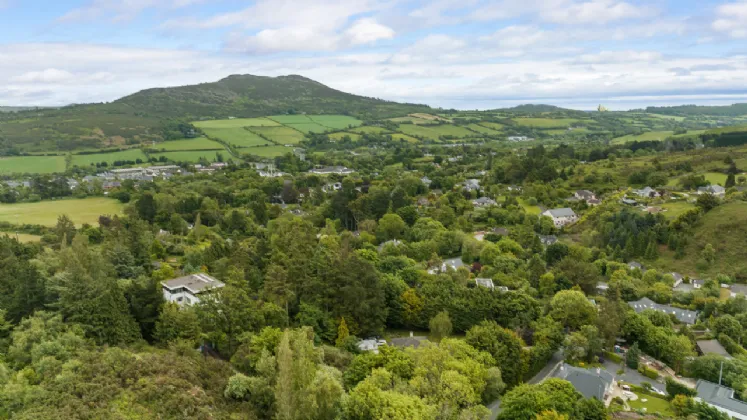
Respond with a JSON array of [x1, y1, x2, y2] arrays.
[[72, 149, 148, 167], [193, 118, 280, 128], [242, 146, 293, 158], [466, 123, 501, 135], [611, 131, 674, 144], [0, 155, 66, 174], [0, 198, 124, 227], [201, 127, 271, 148], [518, 198, 542, 215], [248, 126, 305, 145], [627, 394, 673, 417], [151, 150, 228, 163], [308, 115, 362, 129], [513, 118, 581, 128], [390, 133, 419, 143], [0, 232, 42, 242], [704, 172, 728, 185], [660, 201, 695, 219], [153, 137, 225, 151]]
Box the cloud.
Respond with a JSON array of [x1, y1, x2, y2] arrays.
[[59, 0, 203, 22], [12, 68, 75, 83], [713, 1, 747, 38], [345, 18, 395, 45], [539, 0, 656, 24]]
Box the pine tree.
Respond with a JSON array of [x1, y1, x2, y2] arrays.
[[626, 342, 641, 369], [645, 241, 659, 260], [336, 317, 349, 347], [726, 173, 736, 188]]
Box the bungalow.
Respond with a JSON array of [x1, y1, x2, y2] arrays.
[[621, 198, 638, 206], [698, 185, 726, 197], [322, 182, 343, 192], [308, 166, 355, 175], [542, 208, 578, 227], [161, 273, 225, 306], [552, 364, 614, 404], [695, 380, 747, 419], [671, 272, 684, 287], [357, 338, 387, 354], [390, 332, 427, 349], [475, 278, 495, 290], [730, 284, 747, 298], [628, 297, 698, 324], [696, 340, 732, 359], [633, 186, 660, 198], [472, 197, 497, 207], [628, 261, 644, 271]]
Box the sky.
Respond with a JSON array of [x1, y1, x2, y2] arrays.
[[2, 0, 747, 110]]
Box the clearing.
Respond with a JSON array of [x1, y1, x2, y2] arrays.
[[0, 197, 124, 227]]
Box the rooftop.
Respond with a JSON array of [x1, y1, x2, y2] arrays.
[[696, 380, 747, 416], [161, 273, 225, 295], [553, 364, 614, 401], [544, 208, 577, 218], [697, 340, 732, 359], [628, 297, 698, 324]]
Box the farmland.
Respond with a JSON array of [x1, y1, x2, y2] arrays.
[[513, 118, 582, 128], [350, 126, 391, 135], [193, 118, 280, 129], [283, 123, 330, 134], [0, 155, 67, 174], [328, 132, 362, 141], [201, 127, 271, 148], [308, 115, 362, 129], [0, 197, 124, 227], [240, 145, 294, 157], [398, 123, 476, 140], [72, 149, 148, 167], [249, 126, 305, 145], [150, 150, 227, 163], [466, 124, 501, 135], [152, 137, 225, 151]]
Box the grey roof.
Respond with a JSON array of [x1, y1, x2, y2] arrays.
[[390, 336, 427, 349], [731, 284, 747, 296], [475, 278, 495, 289], [621, 198, 638, 205], [699, 185, 726, 194], [692, 279, 706, 286], [673, 283, 695, 293], [696, 380, 747, 416], [553, 364, 613, 401], [697, 340, 732, 358], [473, 197, 497, 205], [442, 257, 465, 270], [161, 273, 225, 295], [576, 190, 595, 199], [670, 272, 684, 282], [628, 297, 699, 324], [628, 261, 643, 270], [545, 208, 577, 218]]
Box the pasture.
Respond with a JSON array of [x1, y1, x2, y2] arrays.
[[0, 197, 124, 227], [466, 124, 501, 135], [283, 123, 330, 134], [328, 132, 362, 141], [201, 127, 271, 147], [0, 155, 66, 174], [249, 126, 305, 145], [151, 150, 228, 162], [350, 126, 391, 135], [308, 115, 362, 129], [193, 118, 280, 128], [72, 149, 148, 167], [398, 124, 475, 139], [478, 122, 504, 131], [241, 146, 293, 158], [153, 137, 225, 151], [389, 133, 419, 143], [268, 115, 313, 124], [513, 118, 581, 128], [1, 232, 42, 243]]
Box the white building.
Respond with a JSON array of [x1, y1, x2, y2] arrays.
[[633, 186, 660, 198], [161, 273, 225, 306], [308, 166, 354, 175], [542, 208, 578, 227]]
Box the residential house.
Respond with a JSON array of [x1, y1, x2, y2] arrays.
[[696, 340, 732, 359], [671, 272, 684, 287], [633, 186, 660, 198], [730, 284, 747, 298], [429, 257, 465, 274], [308, 166, 354, 175], [161, 273, 225, 306], [357, 338, 387, 354], [575, 190, 597, 202], [597, 282, 609, 294], [508, 136, 533, 142], [552, 364, 614, 404], [698, 185, 726, 197], [621, 198, 638, 206], [421, 176, 432, 187], [475, 278, 495, 290], [628, 261, 644, 271], [378, 239, 403, 252], [538, 234, 558, 246], [692, 279, 705, 289], [322, 182, 343, 192], [463, 179, 481, 192], [627, 297, 699, 324], [542, 208, 578, 227], [472, 197, 497, 207], [695, 380, 747, 419]]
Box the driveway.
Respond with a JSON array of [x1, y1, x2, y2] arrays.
[[602, 359, 665, 393]]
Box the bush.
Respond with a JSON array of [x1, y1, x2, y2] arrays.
[[718, 333, 747, 356], [638, 365, 660, 380], [665, 377, 697, 400], [605, 351, 623, 364]]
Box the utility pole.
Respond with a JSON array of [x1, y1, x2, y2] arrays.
[[719, 360, 724, 385]]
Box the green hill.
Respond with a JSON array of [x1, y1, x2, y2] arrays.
[[646, 103, 747, 117], [0, 74, 430, 154]]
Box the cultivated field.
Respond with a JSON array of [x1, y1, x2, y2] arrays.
[[0, 197, 124, 227], [308, 115, 362, 129], [0, 155, 67, 174], [193, 118, 280, 128], [0, 232, 42, 243], [72, 149, 148, 167], [241, 146, 294, 157], [150, 150, 227, 162], [153, 137, 225, 151], [283, 123, 329, 134], [513, 118, 581, 128], [389, 133, 419, 143], [328, 132, 362, 141], [466, 124, 501, 135], [201, 127, 271, 147], [248, 126, 305, 145], [351, 126, 391, 135], [268, 115, 314, 124]]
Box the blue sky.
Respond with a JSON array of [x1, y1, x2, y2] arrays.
[[2, 0, 747, 110]]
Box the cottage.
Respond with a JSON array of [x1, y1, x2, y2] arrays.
[[621, 198, 638, 206], [421, 176, 432, 187], [322, 182, 343, 192], [671, 272, 684, 287], [357, 338, 387, 354], [627, 261, 644, 271], [633, 186, 660, 198], [627, 297, 699, 324], [542, 208, 578, 227], [161, 273, 225, 306], [730, 284, 747, 298], [695, 380, 747, 419], [472, 197, 497, 207], [552, 364, 614, 404], [575, 190, 597, 202], [463, 179, 481, 192], [698, 185, 726, 197]]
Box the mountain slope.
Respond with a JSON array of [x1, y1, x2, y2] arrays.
[[646, 103, 747, 117], [114, 74, 430, 120], [0, 74, 431, 154]]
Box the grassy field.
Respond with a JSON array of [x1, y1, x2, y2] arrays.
[[478, 122, 505, 131], [397, 124, 474, 139], [466, 124, 501, 135], [268, 115, 313, 124], [704, 172, 728, 185], [193, 118, 280, 128], [241, 146, 293, 158], [660, 201, 695, 218], [0, 155, 67, 174], [0, 198, 124, 227], [513, 118, 581, 128], [518, 198, 542, 215], [153, 137, 225, 151], [611, 130, 706, 145], [351, 126, 391, 135], [151, 150, 228, 162], [390, 133, 419, 143], [1, 232, 42, 242], [648, 113, 686, 121], [248, 126, 305, 145], [284, 123, 330, 134], [308, 115, 362, 129], [328, 132, 362, 141], [201, 127, 271, 148], [388, 116, 435, 125], [72, 149, 148, 167], [627, 394, 673, 417]]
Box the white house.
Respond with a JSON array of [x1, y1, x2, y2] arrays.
[[633, 187, 659, 198], [161, 273, 225, 306], [542, 208, 578, 227], [472, 197, 497, 207], [698, 185, 726, 197]]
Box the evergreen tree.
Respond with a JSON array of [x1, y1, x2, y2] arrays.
[[626, 342, 641, 369], [336, 317, 349, 347]]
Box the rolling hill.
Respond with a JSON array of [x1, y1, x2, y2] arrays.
[[0, 74, 430, 154]]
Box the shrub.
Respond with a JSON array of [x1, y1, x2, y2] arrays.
[[638, 365, 659, 380], [665, 377, 697, 400], [605, 351, 623, 364]]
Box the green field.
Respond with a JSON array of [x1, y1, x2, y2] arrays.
[[1, 232, 42, 243], [660, 201, 695, 218], [284, 123, 330, 134], [308, 115, 362, 129], [193, 118, 280, 128], [72, 149, 148, 167], [201, 127, 271, 148], [151, 150, 228, 162], [704, 172, 728, 185], [268, 115, 313, 124], [390, 133, 419, 143], [478, 122, 505, 131], [0, 198, 124, 227], [241, 146, 293, 158], [513, 118, 581, 128], [518, 198, 542, 215], [627, 394, 673, 417], [328, 132, 362, 141], [388, 116, 435, 125], [611, 130, 706, 145], [466, 124, 501, 135], [154, 137, 225, 151], [249, 126, 305, 145], [0, 155, 66, 174], [351, 126, 391, 135]]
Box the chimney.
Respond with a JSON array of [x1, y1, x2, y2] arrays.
[[410, 331, 413, 338]]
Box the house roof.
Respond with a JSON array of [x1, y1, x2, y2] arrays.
[[553, 364, 613, 401], [473, 197, 496, 205], [699, 185, 725, 193], [670, 272, 684, 282], [544, 208, 576, 218], [627, 297, 699, 324], [576, 190, 595, 199], [161, 273, 225, 295], [697, 340, 732, 358], [475, 278, 495, 289], [730, 284, 747, 296], [696, 380, 747, 416]]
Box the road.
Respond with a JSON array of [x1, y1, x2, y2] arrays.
[[487, 350, 564, 420], [601, 359, 665, 393]]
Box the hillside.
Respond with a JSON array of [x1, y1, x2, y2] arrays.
[[646, 103, 747, 117], [0, 74, 430, 154]]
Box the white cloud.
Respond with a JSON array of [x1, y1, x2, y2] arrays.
[[345, 18, 396, 45], [539, 0, 656, 24], [12, 68, 75, 83], [59, 0, 203, 22], [713, 1, 747, 38]]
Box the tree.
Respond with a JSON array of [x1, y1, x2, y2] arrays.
[[696, 193, 719, 212], [429, 311, 452, 342], [666, 377, 697, 399], [549, 290, 597, 330], [137, 192, 157, 222], [670, 394, 692, 417], [55, 214, 76, 246], [154, 302, 201, 346], [726, 173, 736, 188], [702, 243, 716, 264], [626, 342, 641, 369], [466, 320, 526, 387], [554, 258, 599, 295], [712, 315, 743, 341], [336, 317, 350, 347], [573, 398, 608, 420], [497, 379, 581, 420], [377, 213, 407, 242]]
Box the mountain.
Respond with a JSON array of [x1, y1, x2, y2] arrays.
[[646, 103, 747, 117], [0, 74, 431, 153]]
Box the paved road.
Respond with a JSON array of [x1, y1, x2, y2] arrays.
[[487, 350, 564, 420]]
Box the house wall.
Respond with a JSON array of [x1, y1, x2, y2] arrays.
[[163, 288, 201, 306]]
